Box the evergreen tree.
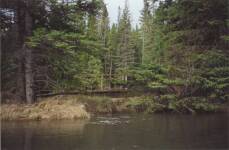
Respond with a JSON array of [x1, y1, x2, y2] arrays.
[[97, 1, 111, 89], [115, 0, 133, 84], [1, 0, 104, 102], [140, 0, 153, 64], [107, 24, 119, 88], [130, 26, 142, 66]]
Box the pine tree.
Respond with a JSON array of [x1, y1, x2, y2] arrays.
[[140, 0, 152, 64], [97, 2, 111, 89], [107, 24, 119, 88], [115, 0, 133, 84], [130, 26, 142, 66]]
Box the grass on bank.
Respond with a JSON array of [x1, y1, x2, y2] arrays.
[[1, 96, 90, 121], [0, 95, 128, 121], [1, 95, 226, 121]]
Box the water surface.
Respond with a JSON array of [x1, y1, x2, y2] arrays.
[[2, 114, 229, 150]]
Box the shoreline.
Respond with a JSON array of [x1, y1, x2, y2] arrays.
[[1, 95, 228, 121]]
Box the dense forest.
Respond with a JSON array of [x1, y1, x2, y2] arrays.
[[1, 0, 229, 112]]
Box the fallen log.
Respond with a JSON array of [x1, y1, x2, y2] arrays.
[[36, 89, 129, 98]]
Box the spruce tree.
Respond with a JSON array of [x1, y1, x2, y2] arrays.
[[116, 0, 133, 84]]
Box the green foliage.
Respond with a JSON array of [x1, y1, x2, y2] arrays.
[[75, 56, 102, 90], [2, 0, 228, 113], [129, 50, 229, 101], [22, 0, 144, 94], [27, 26, 104, 91], [123, 95, 220, 113], [131, 0, 229, 111]]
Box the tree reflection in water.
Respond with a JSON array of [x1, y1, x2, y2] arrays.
[[2, 114, 229, 150]]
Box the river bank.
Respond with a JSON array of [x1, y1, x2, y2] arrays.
[[1, 95, 228, 121]]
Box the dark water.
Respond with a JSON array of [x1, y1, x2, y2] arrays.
[[2, 114, 229, 150]]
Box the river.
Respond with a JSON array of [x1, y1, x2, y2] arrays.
[[2, 114, 229, 150]]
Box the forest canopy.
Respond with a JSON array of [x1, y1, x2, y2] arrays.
[[1, 0, 228, 107]]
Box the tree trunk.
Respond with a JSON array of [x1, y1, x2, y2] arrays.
[[25, 45, 34, 104], [0, 33, 2, 103], [100, 75, 103, 90], [16, 55, 26, 101], [109, 52, 113, 89], [15, 2, 26, 102], [24, 0, 34, 104]]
